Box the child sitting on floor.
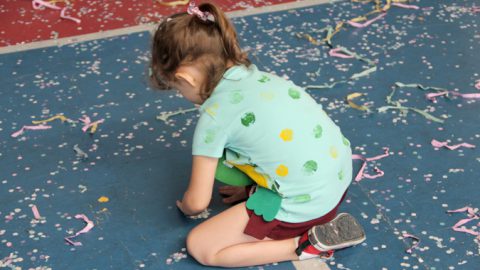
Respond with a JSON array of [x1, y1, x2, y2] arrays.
[[150, 2, 366, 267]]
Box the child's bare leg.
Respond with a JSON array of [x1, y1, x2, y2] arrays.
[[186, 201, 298, 267]]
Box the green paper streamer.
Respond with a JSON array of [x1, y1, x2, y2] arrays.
[[156, 107, 197, 123]]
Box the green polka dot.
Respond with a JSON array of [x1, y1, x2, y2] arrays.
[[342, 136, 350, 146], [303, 160, 318, 175], [204, 129, 215, 144], [241, 112, 256, 127], [293, 194, 311, 203], [313, 125, 323, 139], [288, 88, 301, 99], [229, 90, 244, 104], [338, 170, 344, 181], [258, 75, 270, 83]]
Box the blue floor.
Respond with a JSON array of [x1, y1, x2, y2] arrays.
[[1, 0, 479, 269]]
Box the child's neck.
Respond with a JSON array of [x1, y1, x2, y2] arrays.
[[226, 60, 234, 69]]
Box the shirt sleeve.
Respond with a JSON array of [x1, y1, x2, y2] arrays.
[[192, 113, 228, 158]]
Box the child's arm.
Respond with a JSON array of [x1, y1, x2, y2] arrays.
[[176, 155, 218, 216]]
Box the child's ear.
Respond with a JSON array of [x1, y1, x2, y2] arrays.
[[175, 72, 197, 88]]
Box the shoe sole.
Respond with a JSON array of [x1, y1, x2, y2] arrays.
[[308, 213, 366, 251]]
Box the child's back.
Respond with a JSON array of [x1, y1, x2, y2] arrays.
[[194, 64, 352, 222]]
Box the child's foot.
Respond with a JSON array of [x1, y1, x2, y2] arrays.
[[296, 213, 366, 260]]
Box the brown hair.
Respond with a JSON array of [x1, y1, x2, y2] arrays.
[[150, 2, 251, 100]]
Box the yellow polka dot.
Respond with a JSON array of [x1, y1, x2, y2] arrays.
[[280, 129, 293, 142], [330, 146, 338, 159], [205, 103, 219, 117], [276, 165, 289, 177], [260, 91, 275, 101]]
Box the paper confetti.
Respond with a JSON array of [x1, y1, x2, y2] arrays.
[[431, 139, 476, 150], [32, 0, 81, 24], [73, 144, 89, 159], [11, 125, 52, 138], [31, 205, 43, 220], [79, 115, 105, 133], [157, 0, 189, 7], [352, 147, 390, 182], [346, 92, 371, 112], [98, 196, 109, 203], [64, 214, 95, 246], [377, 85, 445, 123], [402, 233, 421, 254], [156, 107, 198, 123], [447, 207, 479, 238]]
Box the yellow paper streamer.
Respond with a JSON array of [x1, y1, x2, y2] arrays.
[[32, 114, 70, 125], [98, 196, 109, 203], [156, 0, 189, 7], [347, 92, 371, 112], [89, 123, 99, 134], [300, 0, 410, 46]]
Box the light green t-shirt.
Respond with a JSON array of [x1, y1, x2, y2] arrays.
[[192, 64, 352, 223]]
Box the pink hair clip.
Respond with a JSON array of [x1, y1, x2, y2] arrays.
[[187, 1, 215, 22]]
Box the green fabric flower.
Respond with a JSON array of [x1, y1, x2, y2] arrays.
[[246, 187, 282, 222]]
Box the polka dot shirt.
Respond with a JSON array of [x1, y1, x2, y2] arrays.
[[192, 65, 352, 222]]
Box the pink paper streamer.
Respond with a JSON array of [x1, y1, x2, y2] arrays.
[[64, 214, 95, 246], [402, 233, 420, 254], [11, 125, 52, 138], [329, 48, 354, 59], [426, 91, 449, 103], [32, 0, 81, 24], [347, 13, 387, 28], [431, 139, 476, 150], [450, 91, 480, 99], [392, 3, 420, 10], [31, 205, 42, 220], [426, 90, 480, 101], [352, 147, 390, 182], [60, 7, 81, 24], [79, 116, 105, 133], [447, 207, 479, 237]]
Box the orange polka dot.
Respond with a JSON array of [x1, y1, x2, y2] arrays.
[[276, 165, 289, 177], [280, 129, 293, 142]]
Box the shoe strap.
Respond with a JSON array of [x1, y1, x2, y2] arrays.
[[295, 238, 311, 256]]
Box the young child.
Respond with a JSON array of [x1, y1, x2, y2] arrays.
[[150, 2, 366, 267]]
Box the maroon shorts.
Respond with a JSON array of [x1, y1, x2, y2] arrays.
[[244, 190, 347, 240]]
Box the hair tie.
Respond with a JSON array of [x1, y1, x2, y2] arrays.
[[187, 1, 215, 22]]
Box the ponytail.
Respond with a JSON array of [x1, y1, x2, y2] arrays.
[[198, 3, 251, 66], [150, 2, 250, 98]]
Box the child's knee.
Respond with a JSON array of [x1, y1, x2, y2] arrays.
[[186, 228, 217, 266]]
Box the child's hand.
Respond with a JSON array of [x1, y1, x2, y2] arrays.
[[218, 186, 248, 204], [176, 200, 198, 216]]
